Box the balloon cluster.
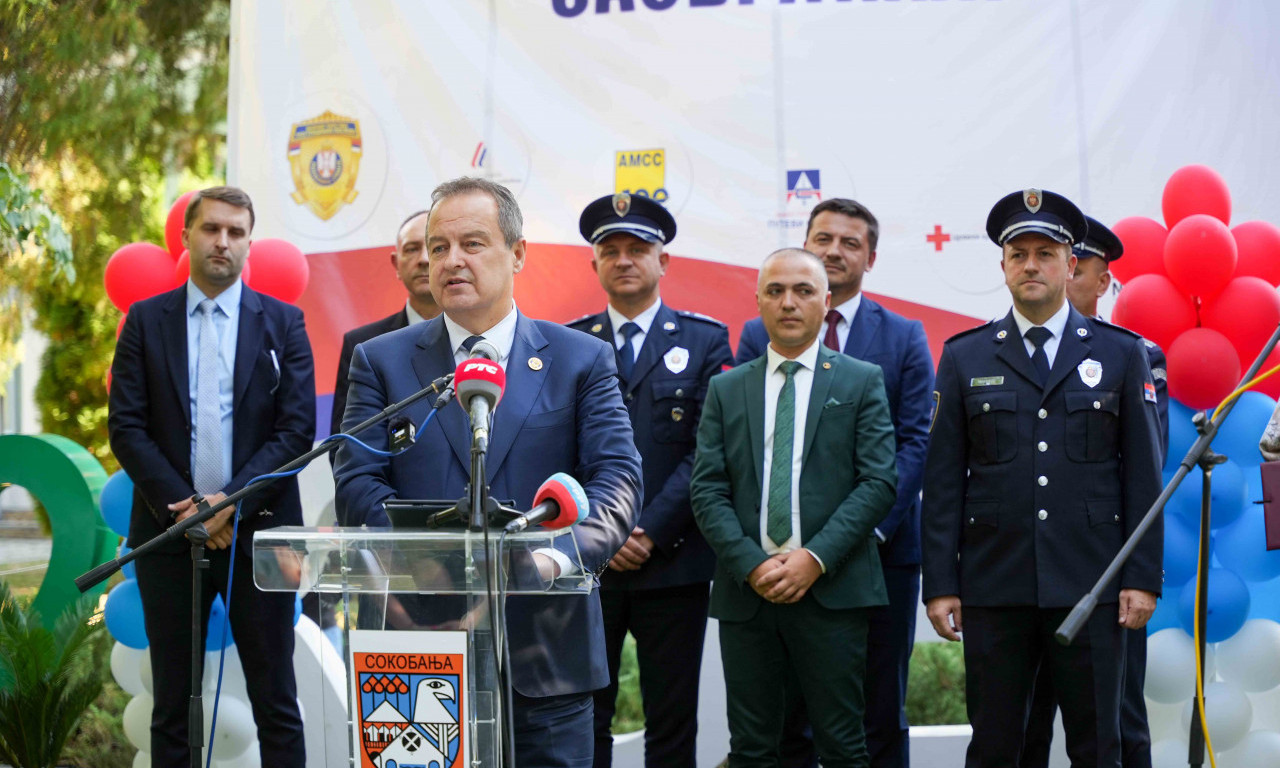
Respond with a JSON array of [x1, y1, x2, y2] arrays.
[[105, 192, 310, 391], [99, 469, 303, 766], [1110, 166, 1280, 765]]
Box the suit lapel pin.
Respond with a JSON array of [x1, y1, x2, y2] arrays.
[[1077, 327, 1088, 337], [663, 321, 676, 331], [822, 361, 832, 370], [528, 356, 544, 371], [996, 329, 1008, 340], [591, 323, 603, 333]]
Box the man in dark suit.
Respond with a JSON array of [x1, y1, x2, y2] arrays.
[[333, 177, 642, 768], [567, 193, 734, 768], [738, 199, 934, 768], [922, 189, 1163, 768], [329, 209, 437, 436], [692, 248, 897, 768], [1020, 215, 1169, 768], [109, 186, 315, 767]]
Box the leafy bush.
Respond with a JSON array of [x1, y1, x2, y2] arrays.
[[0, 582, 105, 768], [611, 632, 644, 734], [906, 641, 967, 725]]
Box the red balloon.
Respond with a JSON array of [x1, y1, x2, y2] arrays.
[[245, 238, 308, 303], [1109, 217, 1169, 283], [1253, 346, 1280, 400], [1110, 274, 1197, 352], [1233, 221, 1280, 287], [173, 250, 190, 285], [1162, 164, 1231, 229], [164, 191, 197, 258], [103, 242, 179, 312], [1163, 214, 1238, 299], [1167, 328, 1242, 410], [1202, 277, 1280, 366]]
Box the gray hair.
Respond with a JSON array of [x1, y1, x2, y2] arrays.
[[429, 177, 523, 247]]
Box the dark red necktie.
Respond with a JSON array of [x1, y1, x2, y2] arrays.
[[823, 310, 842, 351]]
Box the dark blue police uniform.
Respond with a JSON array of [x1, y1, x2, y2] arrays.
[[570, 193, 734, 768], [922, 190, 1164, 768]]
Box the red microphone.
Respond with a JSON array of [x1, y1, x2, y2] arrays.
[[454, 358, 506, 453], [505, 473, 590, 533]]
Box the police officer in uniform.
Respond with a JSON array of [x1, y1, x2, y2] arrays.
[[569, 193, 734, 768], [1020, 215, 1169, 768], [922, 189, 1164, 768]]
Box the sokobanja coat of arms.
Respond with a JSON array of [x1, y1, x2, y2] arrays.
[[288, 110, 362, 221]]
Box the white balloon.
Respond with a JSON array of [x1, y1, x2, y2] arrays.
[[1217, 730, 1280, 768], [139, 649, 153, 696], [1180, 681, 1254, 752], [203, 647, 249, 701], [1145, 699, 1188, 744], [1217, 619, 1280, 692], [1151, 739, 1189, 768], [1147, 628, 1216, 704], [202, 694, 257, 761], [1249, 684, 1280, 731], [122, 693, 153, 752], [110, 642, 147, 697], [132, 749, 151, 768]]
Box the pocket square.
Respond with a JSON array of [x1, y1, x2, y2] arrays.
[[823, 397, 844, 408]]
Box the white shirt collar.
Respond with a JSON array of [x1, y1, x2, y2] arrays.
[[405, 300, 430, 326], [765, 336, 822, 375], [831, 292, 862, 327], [442, 305, 519, 364], [606, 298, 662, 339], [186, 279, 242, 317], [1011, 300, 1070, 341]]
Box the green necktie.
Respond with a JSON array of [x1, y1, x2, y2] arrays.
[[767, 360, 801, 546]]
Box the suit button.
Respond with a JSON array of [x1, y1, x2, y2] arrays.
[[1038, 476, 1048, 486], [1038, 441, 1048, 452], [675, 388, 684, 397], [1038, 408, 1048, 419], [983, 402, 991, 412], [625, 394, 634, 402], [1093, 401, 1101, 409], [1114, 514, 1121, 522], [1038, 509, 1048, 520], [969, 517, 975, 524]]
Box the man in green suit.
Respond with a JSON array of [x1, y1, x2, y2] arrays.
[[691, 248, 898, 768]]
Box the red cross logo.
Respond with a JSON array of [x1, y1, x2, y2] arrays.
[[926, 225, 951, 252]]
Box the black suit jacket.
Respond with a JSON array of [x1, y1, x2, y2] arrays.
[[330, 308, 409, 436], [109, 283, 316, 555]]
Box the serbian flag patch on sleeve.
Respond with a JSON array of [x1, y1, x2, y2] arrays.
[[1144, 382, 1157, 403]]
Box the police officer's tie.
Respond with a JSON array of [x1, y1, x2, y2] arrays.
[[192, 299, 223, 496], [617, 322, 641, 380], [823, 309, 842, 351], [767, 360, 801, 546], [461, 334, 485, 355], [1025, 326, 1052, 386]]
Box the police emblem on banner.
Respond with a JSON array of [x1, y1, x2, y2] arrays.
[[615, 148, 667, 204], [351, 631, 466, 768], [287, 110, 363, 221]]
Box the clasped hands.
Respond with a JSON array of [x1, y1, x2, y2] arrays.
[[169, 492, 235, 549], [747, 549, 823, 604]]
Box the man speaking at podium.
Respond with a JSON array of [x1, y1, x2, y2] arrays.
[[334, 177, 643, 767]]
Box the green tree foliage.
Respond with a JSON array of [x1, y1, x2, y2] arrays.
[[0, 0, 230, 463]]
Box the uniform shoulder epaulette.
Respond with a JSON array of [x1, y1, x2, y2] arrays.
[[675, 310, 728, 328], [1089, 316, 1142, 340], [946, 320, 994, 343], [566, 312, 600, 328]]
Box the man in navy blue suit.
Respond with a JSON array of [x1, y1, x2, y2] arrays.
[[568, 193, 734, 767], [922, 189, 1163, 768], [109, 186, 315, 767], [334, 177, 643, 768], [737, 198, 934, 768]]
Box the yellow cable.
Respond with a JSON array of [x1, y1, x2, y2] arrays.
[[1186, 358, 1280, 766]]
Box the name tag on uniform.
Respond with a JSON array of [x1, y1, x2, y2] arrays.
[[970, 376, 1004, 387]]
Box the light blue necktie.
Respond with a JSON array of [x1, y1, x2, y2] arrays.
[[192, 299, 223, 495]]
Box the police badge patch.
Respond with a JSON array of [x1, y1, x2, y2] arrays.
[[1023, 189, 1042, 213], [1077, 358, 1103, 388], [288, 110, 363, 221]]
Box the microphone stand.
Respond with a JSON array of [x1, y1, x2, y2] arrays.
[[1055, 322, 1280, 768], [74, 372, 455, 767]]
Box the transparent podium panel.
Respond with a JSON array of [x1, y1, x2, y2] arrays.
[[256, 526, 594, 768]]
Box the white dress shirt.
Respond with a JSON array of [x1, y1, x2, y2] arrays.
[[607, 298, 662, 355], [1011, 300, 1071, 367], [405, 300, 431, 326]]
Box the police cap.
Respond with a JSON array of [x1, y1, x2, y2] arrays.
[[986, 189, 1088, 247], [579, 192, 676, 246], [1073, 215, 1124, 263]]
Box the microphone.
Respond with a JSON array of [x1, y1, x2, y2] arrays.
[[504, 473, 590, 533], [454, 357, 506, 453], [467, 338, 500, 362]]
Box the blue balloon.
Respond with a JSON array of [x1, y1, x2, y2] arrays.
[[205, 594, 235, 651], [293, 594, 302, 626], [1249, 575, 1280, 622], [1208, 460, 1247, 530], [1164, 515, 1201, 586], [104, 579, 148, 649], [117, 544, 135, 580], [1178, 567, 1251, 642], [1247, 463, 1265, 505], [1212, 390, 1275, 466], [1166, 398, 1202, 468], [1166, 466, 1206, 527], [1148, 579, 1185, 634], [1217, 506, 1280, 582], [99, 470, 134, 538]]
